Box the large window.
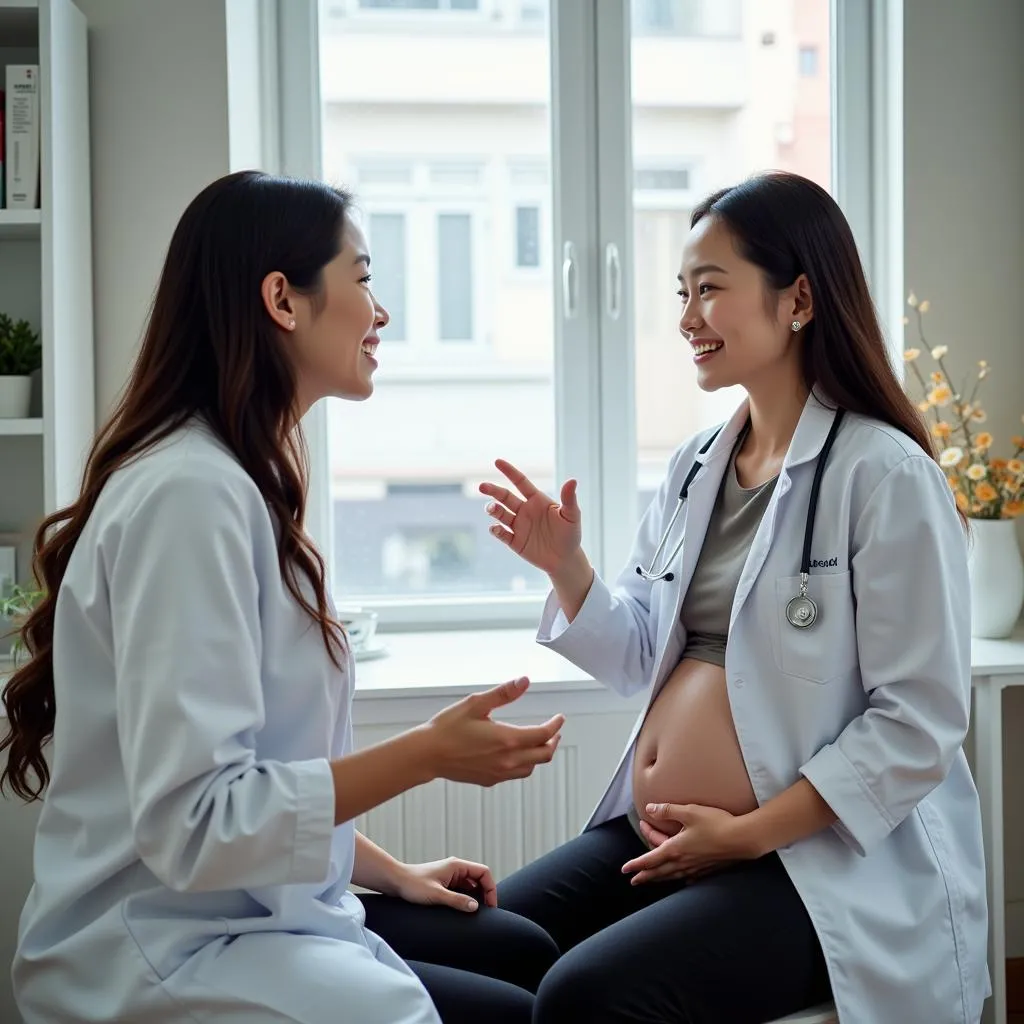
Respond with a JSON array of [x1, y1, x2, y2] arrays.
[[302, 0, 878, 626], [319, 0, 554, 610], [629, 0, 832, 512]]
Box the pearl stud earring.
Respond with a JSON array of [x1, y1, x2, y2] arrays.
[[791, 320, 801, 332], [288, 319, 296, 329]]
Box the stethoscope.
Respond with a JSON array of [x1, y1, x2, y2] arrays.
[[636, 409, 846, 630]]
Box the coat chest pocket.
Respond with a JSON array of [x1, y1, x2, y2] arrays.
[[772, 571, 857, 683]]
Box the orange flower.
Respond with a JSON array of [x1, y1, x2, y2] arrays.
[[974, 481, 998, 503], [1004, 500, 1024, 517], [955, 491, 970, 513], [991, 458, 1009, 472], [974, 432, 994, 450], [1008, 459, 1024, 475], [930, 371, 944, 384]]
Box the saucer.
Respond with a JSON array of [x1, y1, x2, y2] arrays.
[[353, 637, 389, 663]]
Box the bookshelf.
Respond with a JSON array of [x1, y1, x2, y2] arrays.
[[1, 1, 92, 1020], [0, 0, 93, 590]]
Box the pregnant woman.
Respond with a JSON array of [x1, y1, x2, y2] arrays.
[[479, 171, 989, 1024]]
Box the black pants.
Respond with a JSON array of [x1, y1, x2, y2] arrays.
[[360, 891, 557, 1024], [496, 815, 833, 1024]]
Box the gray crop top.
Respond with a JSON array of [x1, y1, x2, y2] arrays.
[[680, 433, 777, 667]]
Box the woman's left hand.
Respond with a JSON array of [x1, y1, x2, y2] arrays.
[[395, 857, 498, 913], [622, 803, 760, 885]]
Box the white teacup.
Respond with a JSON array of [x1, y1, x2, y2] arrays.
[[337, 606, 378, 652]]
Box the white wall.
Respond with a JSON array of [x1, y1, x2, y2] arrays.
[[903, 0, 1024, 956], [76, 0, 232, 417]]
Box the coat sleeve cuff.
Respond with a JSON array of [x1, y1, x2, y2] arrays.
[[535, 572, 612, 649], [799, 742, 896, 857], [288, 757, 337, 883]]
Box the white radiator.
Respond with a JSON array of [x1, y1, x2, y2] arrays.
[[354, 747, 580, 881], [352, 697, 642, 879]]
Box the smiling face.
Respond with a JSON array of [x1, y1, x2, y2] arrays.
[[677, 214, 813, 395], [261, 221, 389, 416]]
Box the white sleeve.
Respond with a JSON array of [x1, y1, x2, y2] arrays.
[[108, 469, 336, 892], [799, 455, 972, 856], [536, 449, 686, 697]]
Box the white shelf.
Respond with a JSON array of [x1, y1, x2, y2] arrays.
[[0, 417, 42, 435], [0, 210, 41, 241]]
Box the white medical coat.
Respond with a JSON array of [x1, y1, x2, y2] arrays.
[[537, 393, 989, 1024], [13, 421, 441, 1023]]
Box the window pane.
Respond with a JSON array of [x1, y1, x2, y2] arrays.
[[515, 205, 540, 267], [368, 213, 407, 340], [437, 213, 474, 340], [360, 1, 441, 9], [630, 0, 831, 513], [631, 0, 741, 37], [319, 0, 553, 602]]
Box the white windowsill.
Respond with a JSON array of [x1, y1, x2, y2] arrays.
[[350, 620, 1024, 701], [352, 627, 595, 701]]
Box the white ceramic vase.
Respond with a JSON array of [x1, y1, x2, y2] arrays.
[[968, 517, 1024, 639], [0, 375, 32, 418]]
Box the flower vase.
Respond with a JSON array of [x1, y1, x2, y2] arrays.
[[968, 517, 1024, 639]]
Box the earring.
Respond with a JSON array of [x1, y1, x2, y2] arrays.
[[288, 319, 296, 329], [791, 320, 802, 332]]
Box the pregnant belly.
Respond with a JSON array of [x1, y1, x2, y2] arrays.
[[632, 658, 758, 832]]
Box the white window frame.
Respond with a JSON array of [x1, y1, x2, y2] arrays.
[[271, 0, 899, 631]]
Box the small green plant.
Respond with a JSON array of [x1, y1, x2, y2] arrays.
[[1, 584, 43, 662], [0, 313, 42, 376]]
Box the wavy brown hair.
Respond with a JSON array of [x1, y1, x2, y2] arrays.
[[692, 171, 953, 480], [2, 170, 351, 800]]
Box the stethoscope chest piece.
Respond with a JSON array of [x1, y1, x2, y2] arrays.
[[786, 573, 818, 629]]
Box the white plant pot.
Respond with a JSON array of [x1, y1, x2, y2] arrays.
[[967, 517, 1024, 639], [0, 375, 33, 418]]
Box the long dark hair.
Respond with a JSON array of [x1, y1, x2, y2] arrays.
[[2, 170, 351, 800], [692, 171, 940, 465]]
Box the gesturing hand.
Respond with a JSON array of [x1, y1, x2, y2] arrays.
[[479, 459, 582, 575], [426, 677, 564, 787]]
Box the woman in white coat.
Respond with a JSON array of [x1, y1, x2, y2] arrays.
[[481, 171, 989, 1023], [1, 171, 563, 1023]]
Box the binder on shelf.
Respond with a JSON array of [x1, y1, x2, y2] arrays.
[[0, 88, 5, 208], [5, 65, 39, 210]]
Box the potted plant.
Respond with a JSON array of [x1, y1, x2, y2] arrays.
[[0, 583, 43, 667], [903, 292, 1024, 638], [0, 313, 42, 418]]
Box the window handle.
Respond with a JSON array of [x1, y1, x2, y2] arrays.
[[605, 242, 621, 320], [561, 240, 578, 320]]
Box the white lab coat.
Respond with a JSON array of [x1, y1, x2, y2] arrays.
[[13, 421, 441, 1024], [538, 393, 990, 1024]]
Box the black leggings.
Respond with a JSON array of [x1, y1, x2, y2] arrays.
[[362, 816, 831, 1024], [497, 815, 833, 1024], [360, 891, 557, 1024]]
